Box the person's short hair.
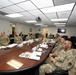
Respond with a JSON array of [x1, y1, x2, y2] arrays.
[[61, 36, 68, 40], [65, 38, 73, 48]]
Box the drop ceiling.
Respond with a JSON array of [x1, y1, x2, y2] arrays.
[[0, 0, 76, 27]]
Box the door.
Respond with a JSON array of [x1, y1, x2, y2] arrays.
[[42, 28, 48, 42]]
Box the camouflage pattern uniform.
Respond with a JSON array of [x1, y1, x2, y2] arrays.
[[31, 34, 35, 39], [0, 35, 10, 46], [14, 36, 23, 44], [39, 49, 75, 75], [52, 42, 64, 54], [25, 36, 31, 40], [54, 36, 61, 47], [68, 49, 76, 75]]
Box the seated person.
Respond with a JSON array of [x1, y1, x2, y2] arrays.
[[54, 33, 61, 46], [19, 32, 23, 37], [0, 32, 10, 46], [39, 39, 75, 75], [52, 36, 68, 54], [14, 33, 23, 44], [48, 33, 54, 39], [31, 33, 35, 39], [25, 33, 31, 40], [68, 48, 76, 75]]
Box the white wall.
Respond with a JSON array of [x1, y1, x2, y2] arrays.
[[0, 19, 76, 37], [35, 27, 76, 37], [0, 20, 10, 35], [15, 23, 35, 34]]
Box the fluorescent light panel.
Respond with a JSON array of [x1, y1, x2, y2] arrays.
[[25, 20, 37, 23], [54, 23, 66, 25], [35, 23, 43, 25], [5, 13, 23, 18], [56, 25, 65, 27], [51, 18, 68, 21], [41, 3, 75, 13]]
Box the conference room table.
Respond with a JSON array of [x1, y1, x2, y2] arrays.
[[0, 41, 54, 75]]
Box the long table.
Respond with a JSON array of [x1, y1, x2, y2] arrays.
[[0, 41, 54, 75]]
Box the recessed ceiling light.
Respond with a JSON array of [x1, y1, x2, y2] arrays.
[[5, 13, 23, 18], [25, 20, 37, 23], [54, 23, 66, 25], [41, 3, 74, 13], [35, 23, 43, 25], [56, 25, 65, 27], [51, 18, 68, 21]]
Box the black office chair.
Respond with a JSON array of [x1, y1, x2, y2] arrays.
[[46, 68, 68, 75], [9, 34, 14, 44]]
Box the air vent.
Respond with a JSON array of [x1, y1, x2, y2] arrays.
[[0, 11, 8, 15]]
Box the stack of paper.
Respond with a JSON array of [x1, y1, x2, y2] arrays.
[[0, 46, 7, 49], [40, 44, 48, 48], [19, 52, 31, 58], [19, 51, 42, 60], [7, 44, 18, 48], [29, 52, 42, 60]]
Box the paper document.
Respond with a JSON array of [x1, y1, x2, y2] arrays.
[[7, 44, 18, 48], [40, 44, 48, 48], [29, 52, 42, 60], [19, 52, 32, 58]]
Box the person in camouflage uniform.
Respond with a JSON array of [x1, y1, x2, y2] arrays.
[[54, 33, 61, 46], [31, 33, 35, 39], [51, 36, 68, 55], [0, 32, 10, 46], [25, 33, 31, 40], [14, 33, 23, 44], [68, 49, 76, 75], [39, 39, 75, 75]]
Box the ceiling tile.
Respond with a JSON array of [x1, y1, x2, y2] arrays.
[[6, 5, 24, 13], [0, 0, 76, 27], [31, 0, 54, 8], [20, 11, 35, 20], [0, 0, 13, 8], [28, 9, 43, 17], [45, 13, 57, 19], [8, 0, 26, 4], [57, 10, 71, 18], [67, 5, 76, 26], [54, 0, 76, 6], [0, 5, 3, 9], [0, 8, 15, 14], [17, 1, 37, 11]]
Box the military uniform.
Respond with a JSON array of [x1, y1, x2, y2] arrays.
[[31, 34, 35, 39], [39, 49, 75, 75], [25, 36, 31, 40], [54, 36, 61, 47], [14, 36, 23, 44], [68, 49, 76, 75], [52, 42, 64, 54], [0, 35, 10, 46]]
